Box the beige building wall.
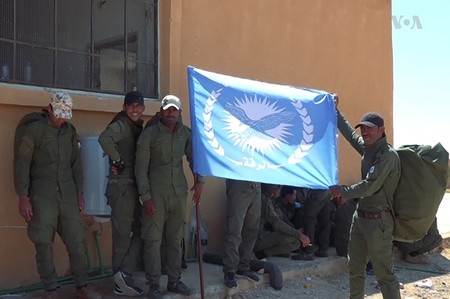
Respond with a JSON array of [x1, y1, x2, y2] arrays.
[[0, 0, 392, 289]]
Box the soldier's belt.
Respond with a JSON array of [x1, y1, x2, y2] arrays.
[[108, 178, 135, 185]]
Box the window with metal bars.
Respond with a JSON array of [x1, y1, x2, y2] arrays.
[[0, 0, 158, 98]]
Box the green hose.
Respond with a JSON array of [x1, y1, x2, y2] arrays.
[[0, 272, 113, 295], [0, 227, 112, 296], [395, 265, 448, 274]]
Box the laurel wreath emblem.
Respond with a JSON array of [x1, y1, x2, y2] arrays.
[[203, 89, 225, 156], [202, 90, 314, 166], [288, 100, 314, 164]]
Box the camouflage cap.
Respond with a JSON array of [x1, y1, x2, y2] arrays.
[[161, 95, 181, 110], [50, 91, 73, 120]]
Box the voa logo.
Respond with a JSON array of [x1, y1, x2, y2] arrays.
[[392, 15, 422, 29]]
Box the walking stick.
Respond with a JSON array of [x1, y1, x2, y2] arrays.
[[195, 201, 205, 299]]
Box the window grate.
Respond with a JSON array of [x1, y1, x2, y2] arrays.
[[0, 0, 158, 98]]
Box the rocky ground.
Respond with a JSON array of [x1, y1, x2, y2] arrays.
[[232, 246, 450, 299]]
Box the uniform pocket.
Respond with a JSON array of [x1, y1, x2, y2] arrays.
[[106, 182, 120, 207], [153, 136, 171, 163], [27, 221, 54, 244], [18, 136, 34, 157]]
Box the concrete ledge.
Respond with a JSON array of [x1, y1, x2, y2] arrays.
[[151, 251, 348, 298], [0, 250, 348, 298]]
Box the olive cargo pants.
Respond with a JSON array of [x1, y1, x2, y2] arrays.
[[27, 192, 87, 290], [348, 212, 400, 299], [141, 192, 186, 286]]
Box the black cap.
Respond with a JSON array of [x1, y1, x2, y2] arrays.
[[124, 91, 144, 105], [355, 112, 384, 128]]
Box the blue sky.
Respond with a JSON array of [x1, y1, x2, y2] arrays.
[[392, 0, 450, 152]]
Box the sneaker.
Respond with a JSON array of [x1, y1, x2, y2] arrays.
[[44, 289, 58, 299], [291, 252, 314, 260], [167, 280, 194, 296], [314, 250, 329, 257], [236, 270, 260, 282], [113, 284, 123, 296], [147, 284, 162, 299], [224, 272, 237, 288], [114, 283, 144, 297], [114, 271, 143, 296], [75, 285, 102, 299]]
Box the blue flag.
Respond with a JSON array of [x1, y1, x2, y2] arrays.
[[188, 66, 338, 189]]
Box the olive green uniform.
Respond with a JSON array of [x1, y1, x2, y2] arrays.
[[254, 193, 300, 257], [98, 111, 143, 273], [276, 197, 303, 230], [337, 111, 401, 299], [135, 120, 202, 286], [223, 179, 261, 274], [14, 116, 87, 291], [297, 188, 332, 254], [331, 198, 358, 256]]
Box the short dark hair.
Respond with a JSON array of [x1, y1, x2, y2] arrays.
[[280, 185, 296, 198]]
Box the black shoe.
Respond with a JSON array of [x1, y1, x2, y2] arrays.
[[366, 261, 374, 275], [236, 270, 260, 282], [335, 247, 348, 257], [224, 272, 237, 288], [314, 250, 329, 257], [147, 284, 162, 299], [167, 280, 194, 296], [113, 271, 144, 296], [291, 252, 314, 260], [274, 253, 291, 258], [254, 250, 267, 260]]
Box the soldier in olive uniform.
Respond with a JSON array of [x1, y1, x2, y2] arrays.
[[14, 92, 101, 299], [135, 95, 204, 299], [222, 179, 261, 288], [98, 91, 145, 297], [276, 185, 303, 230], [254, 184, 310, 260], [331, 95, 401, 299], [295, 188, 332, 259], [330, 198, 358, 257]]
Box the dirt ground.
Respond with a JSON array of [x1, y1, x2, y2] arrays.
[[232, 246, 450, 299]]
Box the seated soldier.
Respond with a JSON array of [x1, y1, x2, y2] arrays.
[[330, 198, 358, 257], [276, 186, 303, 229], [254, 184, 310, 260], [394, 217, 443, 264], [296, 187, 332, 259]]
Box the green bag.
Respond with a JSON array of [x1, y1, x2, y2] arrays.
[[391, 143, 449, 242]]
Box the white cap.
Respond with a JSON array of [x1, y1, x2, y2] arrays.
[[161, 95, 181, 110]]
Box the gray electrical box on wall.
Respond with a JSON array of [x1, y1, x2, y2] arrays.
[[80, 136, 111, 217]]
